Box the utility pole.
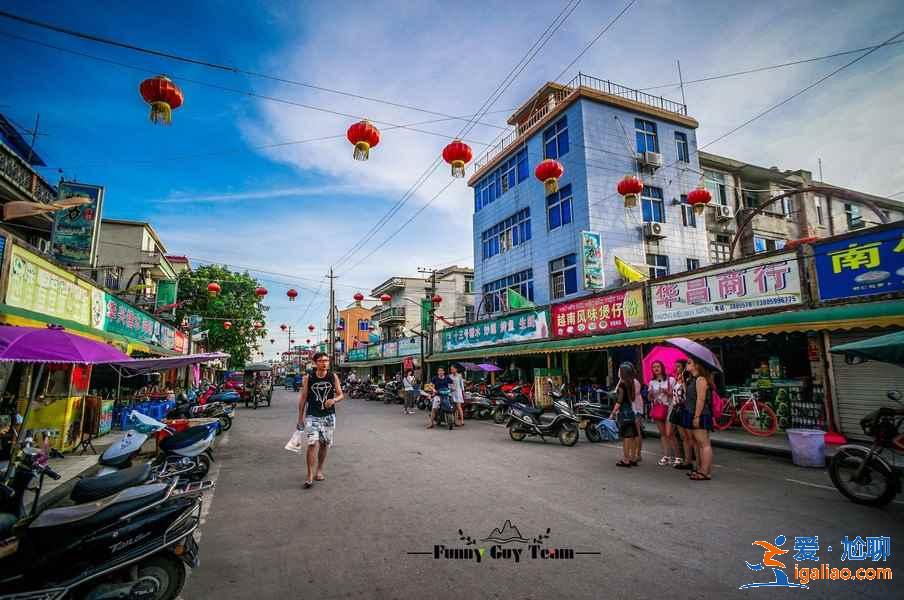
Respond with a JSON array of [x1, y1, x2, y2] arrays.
[[676, 60, 687, 108], [327, 267, 337, 369], [417, 267, 438, 380]]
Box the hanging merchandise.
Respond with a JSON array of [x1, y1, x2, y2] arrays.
[[617, 175, 644, 208], [535, 159, 564, 194], [686, 185, 712, 215], [442, 140, 473, 178], [347, 120, 381, 161], [139, 75, 184, 125]]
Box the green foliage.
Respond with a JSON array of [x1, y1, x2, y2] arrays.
[[175, 265, 266, 369]]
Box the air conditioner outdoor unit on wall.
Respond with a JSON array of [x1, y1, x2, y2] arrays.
[[642, 222, 665, 239], [716, 205, 733, 221], [642, 151, 663, 169]]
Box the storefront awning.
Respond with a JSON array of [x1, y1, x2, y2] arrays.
[[110, 352, 230, 375], [342, 356, 419, 369], [429, 300, 904, 362]]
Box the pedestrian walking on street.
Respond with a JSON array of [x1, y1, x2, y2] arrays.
[[449, 364, 466, 426], [611, 362, 641, 467], [402, 369, 417, 415], [297, 352, 345, 489], [427, 367, 453, 428], [684, 358, 714, 481], [671, 360, 696, 470], [648, 360, 679, 465]]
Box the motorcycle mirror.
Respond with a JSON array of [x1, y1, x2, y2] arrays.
[[844, 354, 866, 365]]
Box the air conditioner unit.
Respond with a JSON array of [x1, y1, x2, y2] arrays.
[[642, 221, 665, 239], [716, 205, 733, 221], [642, 151, 663, 169]]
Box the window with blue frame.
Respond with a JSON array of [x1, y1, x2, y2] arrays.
[[641, 186, 665, 223], [483, 269, 534, 313], [635, 118, 659, 153], [473, 146, 529, 211], [675, 132, 689, 162], [546, 184, 573, 230], [481, 208, 531, 260], [543, 116, 569, 159], [680, 194, 696, 227], [549, 254, 578, 299]]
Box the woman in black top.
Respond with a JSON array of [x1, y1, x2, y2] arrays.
[[684, 358, 714, 480]]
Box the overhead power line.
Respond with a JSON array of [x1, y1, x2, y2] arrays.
[[0, 9, 506, 131]]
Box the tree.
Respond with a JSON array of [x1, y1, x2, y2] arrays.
[[175, 265, 266, 369]]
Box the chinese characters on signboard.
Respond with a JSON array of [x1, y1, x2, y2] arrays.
[[650, 253, 802, 324], [383, 341, 399, 358], [814, 224, 904, 301], [347, 348, 368, 361], [551, 288, 645, 338], [51, 182, 104, 267], [6, 245, 91, 326], [103, 293, 163, 345], [581, 231, 604, 289], [442, 310, 550, 352], [366, 344, 382, 359]]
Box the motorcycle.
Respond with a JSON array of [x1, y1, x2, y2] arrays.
[[431, 389, 456, 430], [367, 383, 384, 402], [489, 384, 530, 425], [573, 392, 614, 443], [416, 389, 432, 411], [506, 381, 579, 446], [0, 446, 206, 599], [382, 381, 401, 404], [166, 393, 233, 434], [829, 391, 904, 507], [464, 392, 493, 420], [97, 412, 217, 482]]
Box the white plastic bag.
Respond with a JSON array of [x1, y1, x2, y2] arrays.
[[285, 430, 305, 454]]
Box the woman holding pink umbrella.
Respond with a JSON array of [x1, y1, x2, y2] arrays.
[[648, 360, 678, 465]]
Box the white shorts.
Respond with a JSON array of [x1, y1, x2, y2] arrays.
[[302, 414, 335, 447]]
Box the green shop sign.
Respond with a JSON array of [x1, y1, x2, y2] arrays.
[[367, 344, 382, 359], [347, 348, 368, 362], [103, 293, 176, 348], [442, 309, 550, 352]]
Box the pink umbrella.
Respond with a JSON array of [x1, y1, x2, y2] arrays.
[[642, 345, 690, 384]]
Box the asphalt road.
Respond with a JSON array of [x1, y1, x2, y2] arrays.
[[184, 388, 903, 600]]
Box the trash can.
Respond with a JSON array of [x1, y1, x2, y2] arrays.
[[786, 429, 826, 467]]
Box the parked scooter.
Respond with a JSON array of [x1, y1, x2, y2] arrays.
[[573, 392, 613, 443], [507, 380, 579, 446], [382, 380, 401, 404], [0, 446, 205, 599], [489, 384, 530, 424], [464, 392, 493, 419], [167, 392, 233, 433], [367, 383, 384, 402]]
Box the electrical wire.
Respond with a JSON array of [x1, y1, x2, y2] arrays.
[[0, 9, 507, 131]]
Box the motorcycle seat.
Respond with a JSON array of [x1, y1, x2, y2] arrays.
[[159, 426, 210, 452], [98, 448, 133, 468], [515, 403, 544, 416], [29, 483, 168, 530], [0, 512, 15, 538], [70, 463, 152, 504]]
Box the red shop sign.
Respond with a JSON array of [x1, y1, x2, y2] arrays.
[[551, 288, 645, 338]]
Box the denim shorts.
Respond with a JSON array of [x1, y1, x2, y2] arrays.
[[301, 414, 335, 446]]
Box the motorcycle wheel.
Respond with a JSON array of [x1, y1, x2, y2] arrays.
[[477, 407, 492, 420], [829, 446, 897, 507], [584, 421, 602, 443], [417, 399, 426, 410], [493, 407, 508, 424], [559, 423, 579, 447], [190, 454, 211, 482], [218, 415, 232, 432], [508, 423, 527, 441], [123, 552, 187, 600]]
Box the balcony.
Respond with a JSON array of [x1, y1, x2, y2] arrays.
[[0, 141, 57, 205], [473, 73, 690, 174], [372, 306, 406, 324], [139, 251, 177, 279]]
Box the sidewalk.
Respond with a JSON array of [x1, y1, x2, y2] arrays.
[[37, 432, 120, 510], [641, 423, 839, 460]]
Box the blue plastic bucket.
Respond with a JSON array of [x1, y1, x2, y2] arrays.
[[786, 429, 826, 468]]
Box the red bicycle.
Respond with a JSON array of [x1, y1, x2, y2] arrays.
[[712, 391, 778, 436]]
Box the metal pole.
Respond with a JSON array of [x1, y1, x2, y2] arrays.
[[328, 267, 336, 368], [4, 363, 46, 482], [676, 60, 687, 108]]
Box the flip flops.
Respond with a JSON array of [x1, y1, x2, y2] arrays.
[[303, 480, 313, 489]]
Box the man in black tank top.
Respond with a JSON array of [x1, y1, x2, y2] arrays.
[[298, 352, 344, 488]]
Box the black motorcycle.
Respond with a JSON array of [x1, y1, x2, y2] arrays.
[[431, 390, 456, 430], [489, 385, 530, 425], [367, 383, 384, 402], [383, 381, 401, 404], [1, 447, 207, 599], [829, 390, 904, 507], [573, 391, 614, 443], [507, 382, 579, 446], [464, 392, 493, 420]]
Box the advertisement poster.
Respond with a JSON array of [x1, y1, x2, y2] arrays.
[[348, 348, 368, 361], [103, 293, 162, 345], [5, 245, 91, 326], [90, 288, 106, 331], [174, 331, 187, 354], [651, 253, 802, 324], [398, 336, 421, 356], [581, 231, 604, 289], [442, 309, 550, 352], [813, 224, 904, 301], [383, 341, 399, 358], [51, 182, 104, 267], [552, 288, 645, 338], [367, 344, 382, 359]]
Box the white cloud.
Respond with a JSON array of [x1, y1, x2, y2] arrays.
[[154, 184, 369, 204]]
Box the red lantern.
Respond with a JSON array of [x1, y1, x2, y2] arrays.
[[686, 186, 713, 215], [535, 159, 564, 194], [380, 293, 391, 305], [207, 282, 221, 297], [432, 294, 442, 305], [347, 120, 381, 161], [255, 287, 268, 298], [306, 339, 311, 344], [270, 338, 275, 344], [223, 321, 232, 330], [617, 175, 644, 208], [280, 324, 287, 331], [254, 322, 264, 329], [290, 339, 295, 344], [308, 325, 315, 333], [139, 75, 184, 125], [353, 292, 364, 303], [287, 289, 298, 302], [442, 140, 473, 178]]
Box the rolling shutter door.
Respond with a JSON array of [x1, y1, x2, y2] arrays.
[[831, 330, 904, 440]]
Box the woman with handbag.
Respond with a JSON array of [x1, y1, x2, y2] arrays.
[[610, 362, 641, 467], [648, 360, 678, 466], [670, 360, 696, 470]]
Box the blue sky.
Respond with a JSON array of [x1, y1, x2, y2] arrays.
[[2, 0, 902, 359]]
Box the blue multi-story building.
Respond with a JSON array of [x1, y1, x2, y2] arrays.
[[469, 74, 709, 317]]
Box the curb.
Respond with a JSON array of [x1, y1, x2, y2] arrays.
[[641, 425, 793, 459]]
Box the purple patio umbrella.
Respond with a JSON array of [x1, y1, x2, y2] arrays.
[[477, 363, 502, 373], [662, 337, 723, 373], [0, 324, 131, 364]]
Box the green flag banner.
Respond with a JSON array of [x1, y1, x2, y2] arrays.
[[506, 288, 535, 310], [156, 280, 178, 310], [420, 298, 432, 331]]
